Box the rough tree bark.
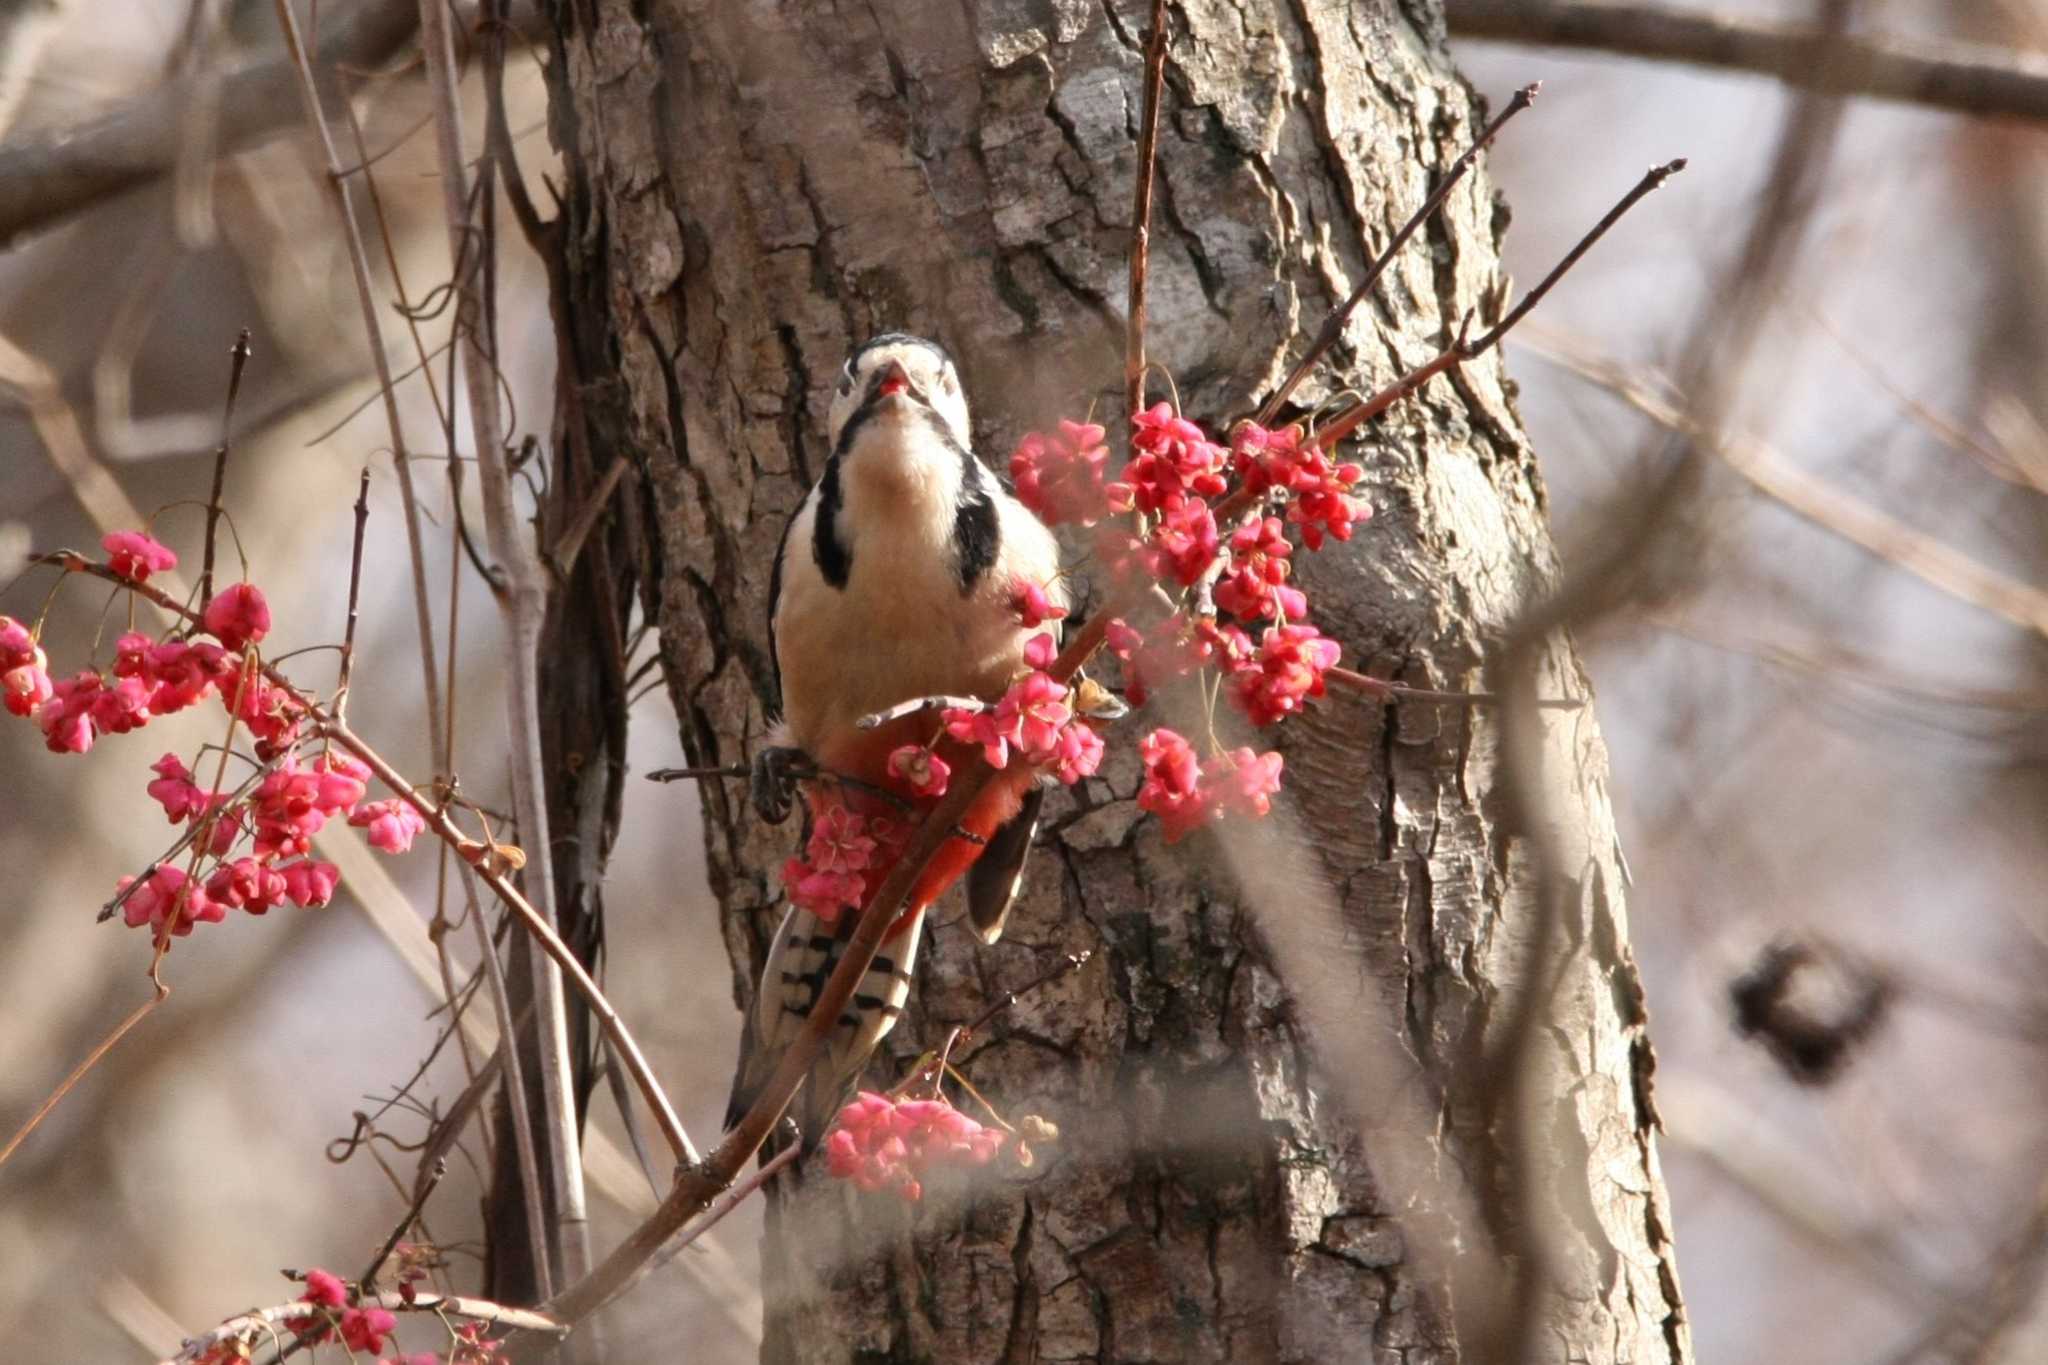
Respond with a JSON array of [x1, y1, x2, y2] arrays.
[[537, 1, 1688, 1360]]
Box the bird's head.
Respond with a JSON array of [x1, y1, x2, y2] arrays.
[[827, 333, 970, 453]]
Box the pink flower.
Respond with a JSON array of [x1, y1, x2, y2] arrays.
[[1149, 498, 1219, 587], [350, 799, 426, 855], [115, 636, 226, 714], [783, 856, 866, 922], [1022, 631, 1058, 669], [0, 616, 32, 665], [1214, 516, 1307, 622], [118, 866, 224, 937], [205, 857, 287, 914], [1114, 403, 1228, 515], [945, 704, 1020, 769], [88, 673, 153, 736], [252, 758, 331, 858], [1231, 423, 1371, 549], [279, 859, 341, 908], [101, 530, 177, 583], [340, 1306, 398, 1354], [202, 582, 271, 651], [887, 744, 950, 798], [1103, 614, 1232, 706], [0, 616, 50, 718], [1010, 421, 1111, 526], [1137, 728, 1211, 842], [1003, 672, 1073, 759], [808, 803, 878, 876], [1205, 747, 1284, 819], [147, 753, 209, 822], [824, 1090, 1005, 1201], [1012, 578, 1068, 629], [312, 752, 370, 815], [1231, 624, 1342, 726], [302, 1268, 348, 1309], [38, 671, 105, 753], [1050, 721, 1104, 785], [2, 651, 51, 717]]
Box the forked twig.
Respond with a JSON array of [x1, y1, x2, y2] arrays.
[[1313, 158, 1686, 450], [1255, 82, 1539, 427]]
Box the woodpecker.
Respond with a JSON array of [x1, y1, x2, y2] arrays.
[[726, 333, 1067, 1148]]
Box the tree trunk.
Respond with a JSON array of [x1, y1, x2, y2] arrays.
[[538, 1, 1689, 1361]]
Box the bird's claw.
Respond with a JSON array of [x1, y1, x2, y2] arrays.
[[750, 745, 805, 825]]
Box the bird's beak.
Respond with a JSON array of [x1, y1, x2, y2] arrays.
[[876, 359, 914, 400]]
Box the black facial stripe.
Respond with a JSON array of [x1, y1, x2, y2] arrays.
[[832, 397, 884, 460], [812, 457, 851, 589], [952, 443, 1000, 594]]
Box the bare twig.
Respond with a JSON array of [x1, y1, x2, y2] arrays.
[[271, 0, 448, 770], [1255, 82, 1538, 427], [1314, 158, 1685, 450], [161, 1290, 564, 1365], [415, 0, 594, 1298], [646, 1144, 801, 1277], [1123, 0, 1169, 418], [545, 453, 633, 577], [0, 990, 165, 1168], [333, 467, 372, 720], [33, 555, 699, 1184], [1447, 0, 2048, 125], [361, 1156, 446, 1289], [198, 329, 252, 607], [855, 694, 989, 729]]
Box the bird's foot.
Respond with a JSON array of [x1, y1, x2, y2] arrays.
[[750, 744, 807, 825]]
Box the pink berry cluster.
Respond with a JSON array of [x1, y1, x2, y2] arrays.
[[1004, 405, 1370, 838], [781, 799, 907, 924], [824, 1090, 1006, 1202], [939, 627, 1105, 784], [7, 531, 423, 944], [782, 577, 1106, 924], [192, 1264, 505, 1365]]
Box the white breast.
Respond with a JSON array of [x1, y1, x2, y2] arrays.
[[774, 412, 1064, 764]]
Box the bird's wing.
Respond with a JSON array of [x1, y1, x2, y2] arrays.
[[965, 783, 1045, 945]]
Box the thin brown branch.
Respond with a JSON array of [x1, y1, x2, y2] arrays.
[[271, 0, 449, 772], [415, 0, 594, 1298], [0, 0, 418, 251], [1447, 0, 2048, 124], [361, 1156, 446, 1288], [1314, 158, 1685, 448], [1123, 0, 1169, 418], [1255, 81, 1538, 427], [33, 554, 699, 1183], [0, 989, 165, 1169], [333, 467, 372, 720], [198, 329, 252, 608], [545, 453, 632, 578], [161, 1290, 564, 1364]]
